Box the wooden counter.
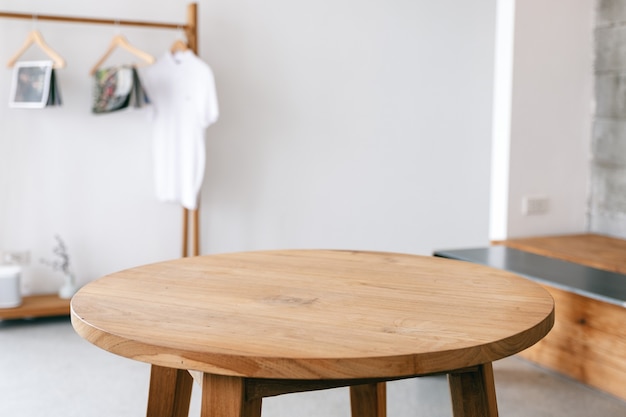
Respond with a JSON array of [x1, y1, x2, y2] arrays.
[[493, 233, 626, 274], [0, 294, 70, 320], [436, 233, 626, 402]]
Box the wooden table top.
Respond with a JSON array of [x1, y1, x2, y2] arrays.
[[71, 250, 554, 380]]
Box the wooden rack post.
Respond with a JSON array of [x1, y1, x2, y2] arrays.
[[182, 3, 201, 258], [0, 3, 201, 258]]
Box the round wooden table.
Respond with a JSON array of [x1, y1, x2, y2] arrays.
[[71, 250, 554, 417]]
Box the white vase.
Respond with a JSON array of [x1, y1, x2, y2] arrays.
[[58, 273, 78, 299]]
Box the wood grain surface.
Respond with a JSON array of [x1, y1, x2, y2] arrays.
[[71, 250, 554, 380], [519, 282, 626, 401]]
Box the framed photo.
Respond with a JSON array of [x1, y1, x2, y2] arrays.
[[9, 60, 53, 108]]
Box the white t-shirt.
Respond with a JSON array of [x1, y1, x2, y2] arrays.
[[141, 50, 219, 210]]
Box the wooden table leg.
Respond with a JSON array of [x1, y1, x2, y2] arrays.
[[146, 365, 194, 417], [350, 382, 386, 417], [448, 363, 498, 417], [202, 373, 262, 417]]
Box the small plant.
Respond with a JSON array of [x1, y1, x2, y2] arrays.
[[41, 234, 73, 276], [41, 234, 78, 298]]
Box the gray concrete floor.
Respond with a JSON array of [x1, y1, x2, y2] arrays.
[[1, 316, 625, 417]]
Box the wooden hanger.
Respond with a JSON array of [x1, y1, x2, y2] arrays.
[[90, 34, 155, 75], [170, 39, 189, 54], [7, 30, 66, 68]]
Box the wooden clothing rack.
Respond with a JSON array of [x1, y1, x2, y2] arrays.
[[0, 2, 201, 258]]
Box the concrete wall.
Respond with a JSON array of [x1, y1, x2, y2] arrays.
[[591, 0, 626, 237], [0, 0, 497, 294]]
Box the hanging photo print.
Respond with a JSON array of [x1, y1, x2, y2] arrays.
[[9, 60, 62, 108], [92, 66, 149, 114]]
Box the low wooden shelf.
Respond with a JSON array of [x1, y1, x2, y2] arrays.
[[0, 294, 70, 320]]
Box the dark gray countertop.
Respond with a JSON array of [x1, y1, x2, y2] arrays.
[[434, 246, 626, 308]]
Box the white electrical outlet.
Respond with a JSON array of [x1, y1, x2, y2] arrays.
[[522, 196, 549, 215], [0, 250, 31, 265]]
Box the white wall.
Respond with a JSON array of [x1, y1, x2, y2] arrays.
[[490, 0, 515, 240], [0, 0, 497, 294], [492, 0, 593, 239]]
